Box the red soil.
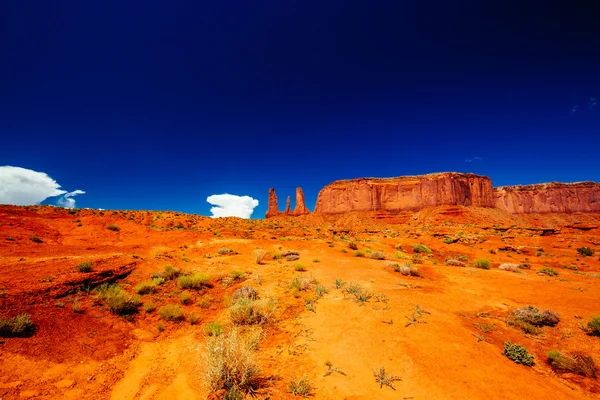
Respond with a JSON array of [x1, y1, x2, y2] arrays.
[[1, 204, 600, 399]]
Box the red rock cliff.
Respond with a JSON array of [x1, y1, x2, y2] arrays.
[[494, 182, 600, 214], [314, 173, 494, 214], [265, 188, 279, 218]]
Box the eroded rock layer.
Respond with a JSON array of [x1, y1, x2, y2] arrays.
[[314, 173, 494, 214], [494, 182, 600, 214]]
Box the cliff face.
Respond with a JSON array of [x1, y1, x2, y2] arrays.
[[314, 173, 494, 214], [494, 182, 600, 214], [265, 187, 311, 218]]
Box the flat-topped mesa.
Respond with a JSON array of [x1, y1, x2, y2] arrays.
[[265, 187, 312, 218], [494, 181, 600, 214], [314, 172, 494, 214]]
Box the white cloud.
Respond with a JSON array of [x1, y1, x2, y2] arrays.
[[56, 189, 86, 209], [206, 194, 259, 219], [0, 166, 85, 208]]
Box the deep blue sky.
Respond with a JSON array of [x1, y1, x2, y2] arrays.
[[1, 1, 599, 217]]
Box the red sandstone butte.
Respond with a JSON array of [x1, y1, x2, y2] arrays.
[[494, 181, 600, 214], [293, 188, 310, 215], [314, 172, 494, 214], [265, 187, 311, 218]]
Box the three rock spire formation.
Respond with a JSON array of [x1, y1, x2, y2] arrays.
[[265, 187, 311, 218]]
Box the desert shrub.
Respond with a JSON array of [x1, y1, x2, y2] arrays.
[[511, 305, 560, 327], [229, 297, 275, 325], [312, 258, 320, 263], [136, 280, 157, 295], [205, 321, 224, 337], [180, 291, 192, 305], [354, 250, 366, 257], [286, 254, 300, 262], [5, 236, 14, 241], [294, 263, 306, 272], [0, 313, 36, 337], [445, 259, 466, 267], [411, 253, 423, 264], [178, 273, 210, 289], [348, 242, 358, 250], [253, 248, 266, 264], [157, 324, 165, 332], [188, 312, 200, 325], [577, 247, 595, 257], [538, 267, 559, 276], [107, 224, 120, 231], [474, 259, 491, 269], [198, 294, 214, 308], [503, 342, 535, 366], [343, 283, 373, 305], [29, 236, 43, 243], [548, 350, 597, 378], [370, 251, 385, 260], [291, 277, 316, 292], [158, 304, 184, 322], [230, 270, 245, 281], [334, 278, 345, 289], [281, 250, 299, 257], [412, 244, 431, 254], [144, 302, 156, 313], [78, 261, 93, 272], [499, 263, 519, 272], [152, 264, 181, 280], [218, 247, 236, 256], [373, 366, 402, 390], [95, 283, 141, 315], [442, 237, 454, 244], [586, 315, 600, 336], [288, 375, 313, 397], [341, 248, 347, 253], [233, 286, 259, 301], [204, 328, 260, 394]]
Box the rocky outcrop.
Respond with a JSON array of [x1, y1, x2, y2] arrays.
[[314, 173, 494, 214], [265, 188, 280, 218], [265, 187, 312, 218], [285, 196, 292, 214], [293, 188, 310, 215], [494, 182, 600, 214]]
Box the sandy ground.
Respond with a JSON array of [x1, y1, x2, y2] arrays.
[[1, 204, 599, 399]]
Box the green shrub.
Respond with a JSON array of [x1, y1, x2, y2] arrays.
[[503, 341, 534, 366], [178, 273, 210, 289], [412, 244, 431, 254], [334, 278, 345, 289], [538, 267, 559, 276], [294, 263, 306, 272], [0, 313, 36, 337], [188, 312, 200, 325], [136, 280, 157, 295], [548, 350, 597, 378], [95, 284, 141, 315], [577, 247, 595, 257], [198, 294, 214, 308], [442, 237, 453, 244], [180, 291, 192, 305], [370, 251, 385, 260], [151, 264, 181, 280], [230, 270, 245, 281], [288, 375, 313, 397], [144, 302, 156, 313], [474, 259, 491, 269], [29, 236, 43, 243], [229, 298, 275, 325], [158, 304, 184, 322], [205, 321, 224, 336], [586, 315, 600, 336], [77, 261, 93, 272], [354, 250, 366, 257], [107, 224, 120, 231], [341, 248, 347, 253]]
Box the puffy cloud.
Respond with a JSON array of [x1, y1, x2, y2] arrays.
[[206, 194, 259, 219], [56, 189, 86, 209], [0, 166, 85, 208]]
